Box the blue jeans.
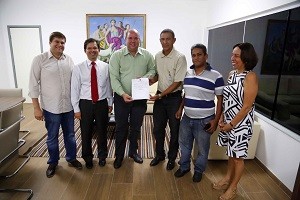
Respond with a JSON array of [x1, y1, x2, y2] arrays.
[[43, 110, 77, 165], [178, 114, 214, 173]]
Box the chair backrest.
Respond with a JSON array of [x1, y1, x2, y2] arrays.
[[0, 120, 20, 172], [0, 88, 22, 97], [0, 88, 23, 130]]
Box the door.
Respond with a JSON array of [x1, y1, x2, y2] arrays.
[[8, 26, 43, 103]]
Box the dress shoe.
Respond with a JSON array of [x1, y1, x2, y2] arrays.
[[68, 159, 83, 169], [193, 172, 203, 182], [166, 160, 175, 170], [150, 157, 165, 166], [174, 168, 190, 178], [113, 157, 123, 169], [46, 164, 57, 178], [85, 161, 93, 169], [99, 158, 106, 167], [129, 153, 143, 164]]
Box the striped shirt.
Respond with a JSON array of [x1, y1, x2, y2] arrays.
[[183, 64, 224, 118]]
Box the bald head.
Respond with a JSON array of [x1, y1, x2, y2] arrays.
[[126, 29, 141, 55]]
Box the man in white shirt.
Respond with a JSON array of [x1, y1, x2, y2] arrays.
[[149, 29, 187, 170], [29, 31, 82, 178], [71, 38, 113, 169]]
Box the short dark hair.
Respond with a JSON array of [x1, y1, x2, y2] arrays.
[[49, 31, 66, 43], [233, 42, 258, 70], [191, 43, 207, 55], [84, 38, 100, 51], [160, 29, 175, 38]]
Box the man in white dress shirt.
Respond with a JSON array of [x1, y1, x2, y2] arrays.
[[29, 31, 82, 178], [71, 38, 113, 169]]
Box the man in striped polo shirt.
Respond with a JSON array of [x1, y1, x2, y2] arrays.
[[174, 43, 224, 182]]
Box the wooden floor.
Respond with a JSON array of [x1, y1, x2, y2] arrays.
[[0, 104, 291, 200]]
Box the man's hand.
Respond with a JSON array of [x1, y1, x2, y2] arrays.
[[175, 109, 183, 119], [122, 93, 133, 103], [108, 106, 113, 113], [34, 107, 44, 121], [149, 94, 159, 101], [74, 112, 81, 120], [206, 120, 218, 134], [149, 75, 158, 86]]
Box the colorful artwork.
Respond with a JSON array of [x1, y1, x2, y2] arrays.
[[86, 14, 146, 63]]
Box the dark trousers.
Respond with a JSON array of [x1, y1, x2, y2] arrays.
[[114, 93, 147, 159], [153, 95, 182, 161], [79, 99, 108, 162]]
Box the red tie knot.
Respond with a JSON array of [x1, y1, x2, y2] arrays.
[[91, 61, 96, 66]]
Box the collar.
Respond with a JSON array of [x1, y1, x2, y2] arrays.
[[190, 62, 212, 71], [160, 48, 175, 58], [123, 47, 143, 56], [87, 60, 97, 66], [48, 51, 65, 60]]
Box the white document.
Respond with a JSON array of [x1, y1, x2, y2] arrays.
[[132, 78, 150, 100]]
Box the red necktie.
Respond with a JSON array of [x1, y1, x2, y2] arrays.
[[91, 61, 99, 103]]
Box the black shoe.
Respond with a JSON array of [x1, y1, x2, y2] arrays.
[[166, 160, 175, 170], [99, 158, 106, 167], [150, 157, 165, 166], [174, 168, 190, 178], [86, 161, 93, 169], [113, 157, 123, 169], [129, 153, 143, 164], [193, 172, 203, 182], [46, 164, 57, 178], [68, 159, 83, 169]]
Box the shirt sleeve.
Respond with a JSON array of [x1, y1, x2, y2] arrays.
[[215, 74, 225, 96], [142, 52, 156, 78], [174, 54, 187, 82], [106, 66, 113, 106], [71, 65, 81, 113], [109, 52, 125, 96], [28, 55, 41, 98]]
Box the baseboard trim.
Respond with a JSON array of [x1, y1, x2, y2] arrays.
[[254, 157, 292, 198]]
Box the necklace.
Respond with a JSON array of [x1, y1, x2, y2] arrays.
[[195, 69, 205, 76]]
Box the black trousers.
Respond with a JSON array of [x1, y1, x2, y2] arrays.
[[113, 93, 147, 159], [153, 94, 182, 161], [79, 99, 108, 162]]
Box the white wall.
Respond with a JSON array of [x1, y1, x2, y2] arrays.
[[0, 0, 207, 90], [1, 0, 300, 192], [207, 0, 300, 28], [206, 0, 300, 192]]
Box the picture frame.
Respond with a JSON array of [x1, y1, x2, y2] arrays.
[[86, 14, 146, 63], [261, 19, 300, 75]]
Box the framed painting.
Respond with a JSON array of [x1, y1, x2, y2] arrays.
[[86, 14, 146, 63], [261, 19, 300, 75]]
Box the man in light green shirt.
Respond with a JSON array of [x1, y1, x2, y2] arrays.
[[109, 29, 155, 169]]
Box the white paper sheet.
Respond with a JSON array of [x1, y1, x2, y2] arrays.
[[131, 78, 150, 100]]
